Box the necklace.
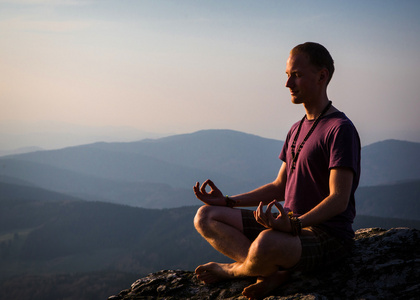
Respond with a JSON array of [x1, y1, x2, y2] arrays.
[[290, 101, 332, 173]]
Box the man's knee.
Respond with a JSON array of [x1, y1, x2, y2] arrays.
[[250, 230, 301, 265], [249, 230, 279, 257], [194, 205, 213, 232], [194, 205, 243, 233]]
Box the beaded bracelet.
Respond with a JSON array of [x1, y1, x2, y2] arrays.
[[288, 211, 302, 236]]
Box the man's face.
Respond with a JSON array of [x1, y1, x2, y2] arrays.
[[285, 53, 321, 104]]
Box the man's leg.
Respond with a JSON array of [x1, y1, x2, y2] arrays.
[[234, 229, 302, 276], [198, 229, 301, 280], [196, 224, 303, 298], [195, 213, 302, 276], [194, 205, 251, 262], [195, 205, 302, 274]]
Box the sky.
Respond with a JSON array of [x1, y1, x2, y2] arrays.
[[1, 0, 420, 150]]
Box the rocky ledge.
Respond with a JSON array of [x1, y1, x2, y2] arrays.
[[109, 227, 419, 299]]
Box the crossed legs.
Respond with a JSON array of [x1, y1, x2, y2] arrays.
[[194, 205, 302, 299]]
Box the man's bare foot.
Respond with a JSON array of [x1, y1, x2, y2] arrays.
[[195, 262, 237, 284], [242, 271, 290, 300]]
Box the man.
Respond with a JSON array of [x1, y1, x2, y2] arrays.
[[193, 42, 361, 300]]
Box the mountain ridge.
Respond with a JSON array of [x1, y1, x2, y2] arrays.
[[1, 129, 419, 209]]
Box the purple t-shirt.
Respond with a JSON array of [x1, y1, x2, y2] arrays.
[[279, 111, 361, 240]]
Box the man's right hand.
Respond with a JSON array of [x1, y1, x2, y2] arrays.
[[254, 200, 292, 233], [193, 179, 225, 206]]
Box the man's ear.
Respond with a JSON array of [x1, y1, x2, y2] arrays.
[[319, 68, 329, 83]]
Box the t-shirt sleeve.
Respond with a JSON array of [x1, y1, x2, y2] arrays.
[[328, 123, 361, 175], [279, 129, 293, 162]]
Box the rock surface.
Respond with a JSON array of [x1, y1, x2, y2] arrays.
[[109, 228, 419, 299]]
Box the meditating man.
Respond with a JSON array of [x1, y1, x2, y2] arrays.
[[193, 42, 361, 300]]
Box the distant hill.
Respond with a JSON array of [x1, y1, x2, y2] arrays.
[[1, 192, 418, 277], [360, 139, 420, 186], [355, 180, 420, 220], [1, 191, 418, 277], [0, 130, 419, 209], [353, 215, 420, 230], [0, 160, 196, 208], [91, 130, 284, 183], [0, 181, 82, 205], [2, 130, 284, 189], [0, 146, 44, 157], [0, 130, 283, 207], [0, 197, 226, 280]]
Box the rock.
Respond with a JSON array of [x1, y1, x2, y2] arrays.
[[108, 228, 420, 299]]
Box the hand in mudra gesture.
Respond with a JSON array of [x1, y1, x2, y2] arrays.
[[193, 179, 225, 206], [254, 200, 292, 233]]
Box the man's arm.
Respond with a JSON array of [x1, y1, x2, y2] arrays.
[[254, 166, 354, 233], [299, 167, 354, 227], [230, 162, 287, 207], [193, 162, 288, 207]]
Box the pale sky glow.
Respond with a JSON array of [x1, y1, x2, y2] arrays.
[[1, 0, 420, 150]]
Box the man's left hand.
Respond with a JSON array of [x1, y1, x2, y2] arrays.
[[254, 200, 292, 233]]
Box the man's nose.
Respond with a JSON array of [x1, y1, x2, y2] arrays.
[[285, 77, 293, 88]]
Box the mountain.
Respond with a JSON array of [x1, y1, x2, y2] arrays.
[[360, 139, 420, 186], [1, 183, 418, 274], [355, 179, 420, 220], [0, 130, 283, 207], [0, 188, 226, 278], [0, 146, 44, 157], [90, 130, 284, 182], [0, 130, 419, 209], [0, 159, 196, 208], [0, 120, 165, 151], [2, 129, 284, 188]]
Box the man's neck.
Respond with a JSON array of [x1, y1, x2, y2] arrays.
[[304, 98, 331, 120]]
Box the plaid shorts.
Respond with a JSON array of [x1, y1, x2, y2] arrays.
[[241, 209, 353, 272]]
